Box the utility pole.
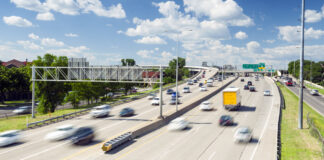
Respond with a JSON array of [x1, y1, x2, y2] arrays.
[[298, 0, 305, 129], [294, 60, 296, 78], [175, 34, 179, 112], [310, 60, 312, 82]]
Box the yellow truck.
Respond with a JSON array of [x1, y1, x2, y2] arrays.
[[223, 88, 241, 111]]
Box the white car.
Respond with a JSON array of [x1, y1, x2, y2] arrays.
[[168, 117, 189, 131], [151, 97, 160, 105], [200, 101, 212, 111], [263, 90, 271, 96], [234, 127, 252, 143], [0, 130, 20, 147], [90, 105, 111, 118], [12, 106, 32, 114], [310, 89, 319, 96], [147, 93, 156, 100], [187, 80, 193, 85], [200, 86, 207, 91], [182, 87, 190, 93], [45, 124, 77, 141]]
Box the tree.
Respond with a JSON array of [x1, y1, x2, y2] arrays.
[[0, 66, 9, 103], [164, 57, 189, 82], [64, 91, 81, 108], [33, 54, 69, 113], [121, 59, 136, 66]]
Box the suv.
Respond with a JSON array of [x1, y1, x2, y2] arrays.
[[71, 127, 95, 145], [90, 105, 111, 118]]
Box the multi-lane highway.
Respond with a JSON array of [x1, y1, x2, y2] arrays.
[[0, 69, 238, 160], [57, 76, 280, 160], [278, 78, 324, 116]]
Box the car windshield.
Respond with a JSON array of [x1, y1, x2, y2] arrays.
[[202, 102, 209, 105], [314, 90, 318, 92], [58, 127, 73, 131], [153, 97, 159, 100], [239, 128, 250, 134], [0, 133, 16, 137], [184, 87, 189, 89]]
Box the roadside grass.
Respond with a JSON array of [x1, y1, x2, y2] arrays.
[[306, 84, 324, 95], [277, 82, 323, 160]]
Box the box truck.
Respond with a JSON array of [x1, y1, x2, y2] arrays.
[[223, 88, 241, 111]]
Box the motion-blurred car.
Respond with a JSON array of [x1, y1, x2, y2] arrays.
[[198, 83, 203, 87], [0, 130, 20, 147], [71, 127, 94, 145], [168, 117, 189, 131], [234, 127, 252, 143], [169, 97, 180, 105], [200, 86, 207, 92], [193, 79, 198, 83], [247, 81, 252, 86], [244, 85, 249, 90], [249, 86, 256, 92], [172, 92, 180, 97], [12, 106, 32, 114], [182, 87, 190, 93], [151, 97, 160, 105], [199, 101, 212, 111], [218, 77, 222, 81], [240, 79, 244, 82], [263, 90, 271, 96], [166, 89, 174, 95], [187, 80, 193, 85], [147, 93, 157, 100], [219, 115, 234, 126], [310, 89, 319, 96], [90, 105, 111, 118], [45, 124, 77, 141], [119, 108, 135, 117]]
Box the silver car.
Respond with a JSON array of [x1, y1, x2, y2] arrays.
[[310, 89, 319, 96], [234, 127, 252, 143], [13, 106, 32, 114]]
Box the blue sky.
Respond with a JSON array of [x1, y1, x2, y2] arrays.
[[0, 0, 323, 69]]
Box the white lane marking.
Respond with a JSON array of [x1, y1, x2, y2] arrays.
[[21, 141, 70, 160], [249, 78, 275, 160], [208, 151, 217, 160]]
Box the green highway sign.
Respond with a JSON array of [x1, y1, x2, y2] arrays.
[[243, 63, 266, 71]]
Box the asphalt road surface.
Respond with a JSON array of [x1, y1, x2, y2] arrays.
[[61, 76, 280, 160]]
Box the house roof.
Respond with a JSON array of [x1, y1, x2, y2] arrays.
[[2, 59, 28, 68]]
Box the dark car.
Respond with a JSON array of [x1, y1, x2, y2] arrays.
[[193, 79, 198, 83], [244, 85, 249, 90], [198, 83, 203, 87], [172, 92, 180, 97], [120, 108, 135, 117], [166, 89, 174, 94], [240, 79, 244, 82], [71, 127, 94, 145], [247, 81, 252, 86], [249, 86, 256, 92], [218, 77, 222, 81], [219, 115, 233, 126]]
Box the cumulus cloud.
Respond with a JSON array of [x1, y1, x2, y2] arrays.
[[183, 0, 254, 26], [277, 26, 324, 42], [246, 41, 262, 54], [305, 5, 324, 23], [235, 31, 248, 39], [265, 39, 275, 43], [36, 12, 55, 21], [10, 0, 126, 20], [3, 16, 32, 27], [136, 50, 153, 58], [28, 33, 39, 40], [135, 36, 167, 44], [41, 38, 64, 47], [65, 33, 78, 37], [17, 40, 43, 50]]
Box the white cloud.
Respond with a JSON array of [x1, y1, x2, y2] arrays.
[[36, 12, 55, 21], [10, 0, 127, 20], [277, 26, 324, 42], [17, 40, 43, 50], [46, 46, 89, 55], [3, 16, 32, 27], [28, 33, 39, 40], [41, 38, 64, 47], [183, 0, 254, 26], [265, 39, 275, 43], [235, 31, 248, 39], [246, 41, 262, 54], [135, 36, 167, 44], [136, 49, 153, 58], [305, 5, 324, 23], [65, 33, 79, 37], [161, 51, 172, 58]]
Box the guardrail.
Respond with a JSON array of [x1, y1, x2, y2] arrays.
[[26, 70, 203, 129], [275, 81, 285, 160], [307, 112, 324, 158]]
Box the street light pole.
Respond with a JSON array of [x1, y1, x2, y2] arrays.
[[175, 34, 179, 112], [298, 0, 305, 129]]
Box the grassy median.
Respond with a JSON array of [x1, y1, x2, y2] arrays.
[[277, 82, 324, 160]]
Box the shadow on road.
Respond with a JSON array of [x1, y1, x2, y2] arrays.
[[250, 137, 259, 144]]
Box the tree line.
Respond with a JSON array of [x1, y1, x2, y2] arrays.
[[288, 60, 324, 86]]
